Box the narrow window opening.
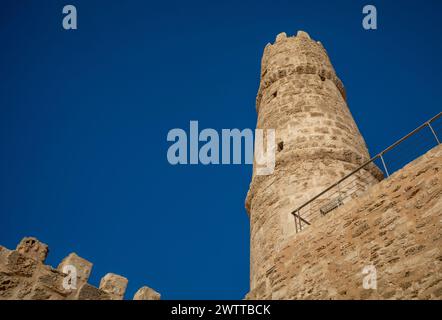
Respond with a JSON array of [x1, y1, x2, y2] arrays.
[[277, 141, 284, 152]]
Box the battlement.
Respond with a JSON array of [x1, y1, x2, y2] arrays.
[[256, 30, 346, 112], [0, 237, 160, 300]]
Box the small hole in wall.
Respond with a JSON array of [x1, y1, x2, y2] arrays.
[[320, 75, 326, 81], [272, 91, 278, 99], [277, 141, 284, 152]]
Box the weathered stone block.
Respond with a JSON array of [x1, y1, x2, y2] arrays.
[[133, 286, 161, 300], [76, 283, 111, 300], [99, 273, 128, 300], [29, 284, 66, 300], [4, 251, 38, 277], [0, 273, 19, 299], [34, 265, 70, 298], [16, 237, 48, 263], [57, 252, 92, 287]]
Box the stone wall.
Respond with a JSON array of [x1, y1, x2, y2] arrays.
[[246, 144, 442, 299], [0, 237, 160, 300]]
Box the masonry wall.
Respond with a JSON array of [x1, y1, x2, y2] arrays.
[[0, 238, 160, 300], [246, 144, 442, 299]]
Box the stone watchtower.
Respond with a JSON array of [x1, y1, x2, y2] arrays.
[[245, 31, 383, 296]]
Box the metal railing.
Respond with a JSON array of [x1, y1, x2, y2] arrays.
[[291, 112, 442, 233]]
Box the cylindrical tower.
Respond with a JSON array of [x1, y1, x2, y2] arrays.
[[245, 31, 383, 297]]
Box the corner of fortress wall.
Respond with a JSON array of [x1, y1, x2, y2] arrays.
[[0, 237, 161, 300], [246, 144, 442, 300]]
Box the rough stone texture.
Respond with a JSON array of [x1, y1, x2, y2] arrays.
[[0, 239, 159, 300], [246, 142, 442, 299], [246, 31, 383, 294], [16, 237, 48, 263], [76, 283, 111, 300], [99, 273, 128, 300], [133, 286, 161, 300], [0, 243, 67, 300]]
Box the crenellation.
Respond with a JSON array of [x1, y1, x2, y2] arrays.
[[99, 273, 128, 300], [57, 252, 92, 287], [16, 237, 48, 264], [0, 238, 160, 300], [133, 286, 161, 300], [275, 32, 287, 43]]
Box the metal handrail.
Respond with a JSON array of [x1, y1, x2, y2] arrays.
[[291, 111, 441, 226]]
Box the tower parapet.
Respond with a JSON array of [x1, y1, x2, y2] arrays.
[[246, 31, 383, 294]]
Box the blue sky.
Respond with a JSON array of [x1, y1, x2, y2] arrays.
[[1, 0, 441, 299]]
